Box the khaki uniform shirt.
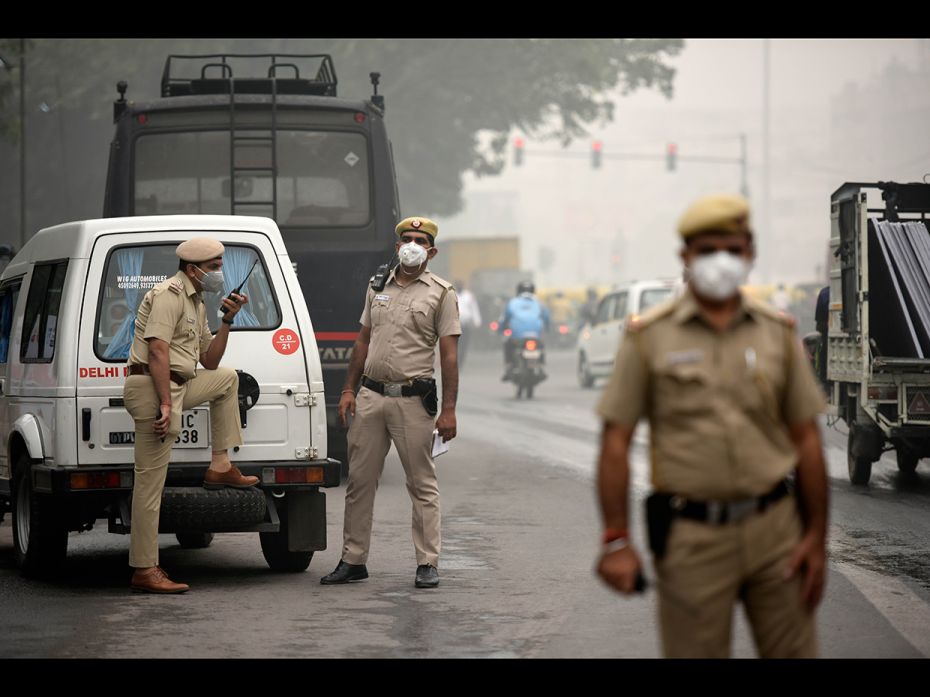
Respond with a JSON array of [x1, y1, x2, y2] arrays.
[[597, 287, 826, 500], [128, 271, 213, 380], [360, 268, 461, 383]]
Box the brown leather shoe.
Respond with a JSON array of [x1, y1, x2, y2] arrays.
[[203, 464, 260, 490], [131, 566, 190, 594]]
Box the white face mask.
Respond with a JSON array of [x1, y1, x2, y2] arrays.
[[195, 265, 226, 293], [398, 241, 428, 268], [688, 251, 751, 301]]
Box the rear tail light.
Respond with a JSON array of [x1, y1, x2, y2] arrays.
[[503, 329, 512, 337], [867, 385, 898, 401], [489, 321, 499, 331], [70, 471, 127, 490], [558, 324, 569, 335], [263, 467, 325, 485], [525, 339, 538, 351]]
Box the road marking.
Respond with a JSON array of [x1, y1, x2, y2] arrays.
[[832, 558, 930, 657]]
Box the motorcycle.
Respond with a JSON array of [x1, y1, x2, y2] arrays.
[[508, 334, 547, 399]]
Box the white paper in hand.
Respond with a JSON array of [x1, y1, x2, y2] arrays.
[[431, 429, 450, 458]]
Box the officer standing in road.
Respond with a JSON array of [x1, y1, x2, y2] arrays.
[[320, 217, 461, 589], [594, 194, 829, 658], [124, 238, 257, 594]]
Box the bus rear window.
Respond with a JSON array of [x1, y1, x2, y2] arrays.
[[133, 130, 370, 228]]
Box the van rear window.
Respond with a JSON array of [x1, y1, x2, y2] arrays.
[[96, 243, 281, 361], [133, 130, 370, 228]]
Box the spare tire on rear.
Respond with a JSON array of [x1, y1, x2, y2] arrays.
[[159, 487, 266, 531]]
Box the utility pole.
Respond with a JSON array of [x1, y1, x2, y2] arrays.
[[740, 132, 749, 198], [762, 39, 771, 283], [19, 38, 26, 249]]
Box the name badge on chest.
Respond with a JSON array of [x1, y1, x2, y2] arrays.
[[664, 349, 704, 366], [374, 294, 391, 303]]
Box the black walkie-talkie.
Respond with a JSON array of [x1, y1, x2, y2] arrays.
[[224, 259, 258, 320], [369, 253, 398, 292]]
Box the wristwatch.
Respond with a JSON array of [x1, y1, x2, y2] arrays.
[[222, 317, 234, 325]]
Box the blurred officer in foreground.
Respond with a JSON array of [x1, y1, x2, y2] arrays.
[[322, 217, 460, 589], [594, 193, 829, 658]]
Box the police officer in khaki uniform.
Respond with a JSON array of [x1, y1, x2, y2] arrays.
[[320, 217, 461, 589], [124, 238, 257, 594], [595, 194, 829, 658]]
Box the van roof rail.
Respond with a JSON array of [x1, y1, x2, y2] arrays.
[[160, 53, 338, 98]]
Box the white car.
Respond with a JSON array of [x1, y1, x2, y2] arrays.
[[576, 279, 681, 388], [0, 215, 340, 576]]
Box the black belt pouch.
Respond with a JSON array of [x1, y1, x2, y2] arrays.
[[645, 493, 676, 560], [414, 378, 438, 417]]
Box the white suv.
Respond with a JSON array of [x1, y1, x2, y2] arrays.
[[0, 215, 340, 576], [576, 279, 681, 388]]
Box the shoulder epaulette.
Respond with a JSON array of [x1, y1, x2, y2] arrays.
[[167, 278, 184, 295], [431, 274, 454, 291], [625, 296, 676, 333], [744, 293, 796, 327]]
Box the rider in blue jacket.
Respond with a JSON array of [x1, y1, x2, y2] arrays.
[[499, 280, 550, 380]]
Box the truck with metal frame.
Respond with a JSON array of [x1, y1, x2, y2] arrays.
[[826, 181, 930, 484], [103, 54, 401, 474]]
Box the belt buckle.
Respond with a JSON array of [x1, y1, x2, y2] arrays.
[[728, 498, 757, 523], [706, 500, 724, 524], [384, 383, 403, 398]]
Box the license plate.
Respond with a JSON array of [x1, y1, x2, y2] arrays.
[[522, 350, 541, 359], [106, 408, 210, 448], [174, 409, 210, 448]]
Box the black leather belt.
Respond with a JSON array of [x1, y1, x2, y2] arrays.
[[362, 376, 421, 397], [669, 480, 791, 525], [128, 363, 188, 386]]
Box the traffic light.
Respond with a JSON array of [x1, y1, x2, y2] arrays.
[[666, 142, 678, 172], [591, 140, 602, 169], [513, 137, 524, 166]]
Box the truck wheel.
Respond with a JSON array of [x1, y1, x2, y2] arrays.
[[578, 353, 595, 389], [260, 499, 313, 572], [847, 430, 873, 485], [896, 448, 920, 476], [525, 383, 535, 399], [11, 454, 68, 576], [175, 532, 214, 549]]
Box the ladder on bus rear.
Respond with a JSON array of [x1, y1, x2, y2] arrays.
[[159, 54, 340, 220]]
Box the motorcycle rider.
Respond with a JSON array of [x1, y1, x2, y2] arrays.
[[498, 280, 550, 381]]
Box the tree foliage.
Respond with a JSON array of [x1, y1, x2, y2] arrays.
[[0, 38, 682, 236]]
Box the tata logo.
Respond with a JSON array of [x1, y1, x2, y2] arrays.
[[320, 346, 353, 363]]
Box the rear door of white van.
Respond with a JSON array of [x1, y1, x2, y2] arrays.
[[76, 230, 315, 467]]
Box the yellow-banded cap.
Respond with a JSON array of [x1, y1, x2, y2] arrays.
[[395, 216, 438, 241], [678, 193, 751, 239]]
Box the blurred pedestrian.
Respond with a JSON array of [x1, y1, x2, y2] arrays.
[[455, 279, 481, 368]]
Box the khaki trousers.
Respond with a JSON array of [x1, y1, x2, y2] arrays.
[[655, 495, 817, 658], [124, 367, 243, 568], [343, 386, 440, 567]]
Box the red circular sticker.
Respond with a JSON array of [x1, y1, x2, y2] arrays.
[[273, 329, 300, 355]]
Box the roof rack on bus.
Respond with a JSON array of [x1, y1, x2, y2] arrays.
[[160, 54, 338, 98]]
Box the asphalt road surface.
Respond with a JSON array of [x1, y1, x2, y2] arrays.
[[2, 347, 930, 658]]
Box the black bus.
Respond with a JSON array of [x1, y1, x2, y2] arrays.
[[103, 54, 401, 471]]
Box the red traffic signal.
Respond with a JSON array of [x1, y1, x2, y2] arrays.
[[591, 140, 602, 169], [513, 137, 525, 166]]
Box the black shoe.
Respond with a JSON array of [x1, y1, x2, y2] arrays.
[[415, 564, 439, 588], [320, 560, 369, 585]]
